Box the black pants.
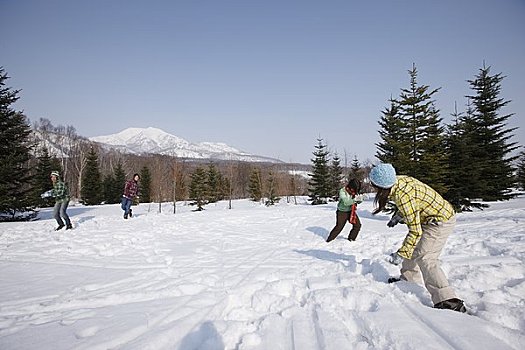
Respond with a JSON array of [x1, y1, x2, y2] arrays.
[[326, 210, 361, 242]]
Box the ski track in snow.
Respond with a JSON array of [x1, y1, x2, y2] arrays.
[[0, 197, 524, 349]]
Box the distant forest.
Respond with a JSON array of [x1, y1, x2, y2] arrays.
[[1, 63, 524, 220]]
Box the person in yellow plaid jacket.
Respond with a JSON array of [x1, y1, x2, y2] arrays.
[[369, 163, 466, 313]]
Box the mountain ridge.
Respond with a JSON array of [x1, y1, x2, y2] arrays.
[[89, 127, 282, 163]]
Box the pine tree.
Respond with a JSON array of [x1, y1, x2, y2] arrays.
[[102, 174, 116, 204], [219, 175, 230, 202], [417, 105, 448, 194], [0, 68, 36, 220], [113, 162, 126, 203], [139, 166, 151, 202], [31, 147, 61, 207], [329, 152, 344, 200], [442, 102, 484, 210], [308, 138, 331, 205], [376, 98, 411, 172], [248, 168, 263, 202], [264, 171, 280, 206], [444, 106, 469, 209], [465, 65, 519, 201], [349, 155, 363, 182], [517, 151, 525, 190], [81, 147, 102, 205], [396, 64, 447, 192], [206, 163, 221, 203], [189, 166, 208, 210], [101, 162, 125, 205]]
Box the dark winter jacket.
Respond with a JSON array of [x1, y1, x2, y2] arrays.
[[123, 180, 139, 199]]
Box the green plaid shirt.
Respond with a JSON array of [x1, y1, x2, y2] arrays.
[[52, 180, 70, 202], [390, 176, 455, 259]]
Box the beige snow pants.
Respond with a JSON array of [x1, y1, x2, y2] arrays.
[[400, 216, 457, 305]]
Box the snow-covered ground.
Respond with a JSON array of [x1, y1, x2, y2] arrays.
[[1, 195, 524, 349]]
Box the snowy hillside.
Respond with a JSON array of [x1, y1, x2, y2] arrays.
[[90, 127, 282, 163], [1, 196, 524, 349], [31, 129, 79, 158]]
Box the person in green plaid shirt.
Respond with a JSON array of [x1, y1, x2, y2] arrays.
[[48, 171, 72, 230], [369, 163, 466, 313]]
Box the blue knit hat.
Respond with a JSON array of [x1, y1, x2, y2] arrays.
[[369, 163, 397, 188]]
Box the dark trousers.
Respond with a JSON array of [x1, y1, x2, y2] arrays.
[[326, 210, 361, 242], [53, 200, 71, 227], [121, 197, 132, 216]]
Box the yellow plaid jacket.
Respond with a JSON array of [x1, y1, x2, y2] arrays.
[[390, 176, 455, 259]]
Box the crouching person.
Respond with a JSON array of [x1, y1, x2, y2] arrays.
[[369, 163, 466, 313]]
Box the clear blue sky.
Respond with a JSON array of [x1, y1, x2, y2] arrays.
[[2, 0, 524, 164]]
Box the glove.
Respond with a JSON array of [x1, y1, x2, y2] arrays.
[[387, 252, 403, 266], [387, 213, 404, 228], [354, 194, 364, 203], [41, 190, 53, 198]]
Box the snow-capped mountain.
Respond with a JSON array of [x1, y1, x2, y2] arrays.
[[89, 127, 281, 163]]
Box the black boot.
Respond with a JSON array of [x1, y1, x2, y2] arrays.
[[55, 224, 65, 231], [129, 209, 133, 218], [388, 277, 402, 284], [66, 224, 73, 230], [434, 298, 467, 313]]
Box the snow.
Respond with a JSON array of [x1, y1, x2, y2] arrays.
[[1, 195, 524, 349], [89, 127, 280, 163]]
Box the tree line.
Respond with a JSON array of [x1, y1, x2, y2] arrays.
[[295, 63, 523, 210], [1, 64, 315, 220], [374, 63, 520, 210], [1, 64, 524, 220]]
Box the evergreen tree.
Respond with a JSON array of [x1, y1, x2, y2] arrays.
[[349, 155, 363, 182], [206, 163, 221, 203], [139, 166, 151, 202], [396, 64, 448, 192], [517, 151, 525, 190], [81, 147, 102, 205], [31, 147, 61, 207], [308, 138, 331, 205], [0, 68, 36, 220], [328, 152, 344, 200], [465, 65, 519, 201], [248, 168, 263, 202], [444, 106, 470, 209], [219, 175, 230, 202], [189, 166, 208, 210], [113, 162, 126, 203], [265, 170, 280, 206], [376, 98, 410, 172], [102, 162, 126, 205], [102, 174, 116, 204], [417, 105, 448, 194], [443, 102, 486, 210]]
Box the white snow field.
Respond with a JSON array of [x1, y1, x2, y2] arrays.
[[1, 195, 524, 350]]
